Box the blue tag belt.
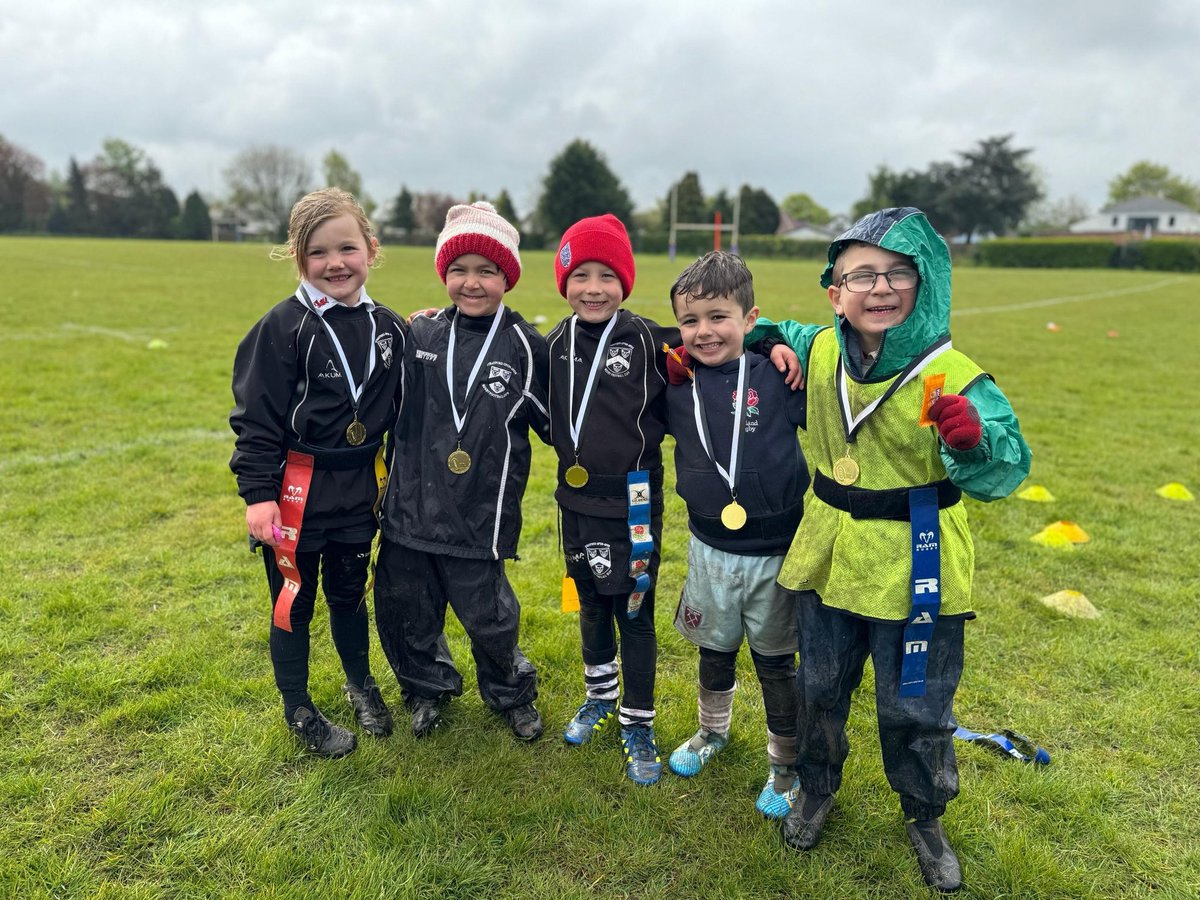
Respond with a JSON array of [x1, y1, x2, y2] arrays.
[[899, 486, 940, 698], [626, 471, 653, 619]]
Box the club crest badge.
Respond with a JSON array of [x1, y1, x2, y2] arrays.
[[585, 542, 612, 579], [559, 242, 572, 269], [481, 361, 517, 398], [605, 342, 633, 377], [683, 605, 703, 630], [376, 333, 394, 369]]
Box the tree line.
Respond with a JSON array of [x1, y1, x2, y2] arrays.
[[2, 131, 1195, 245]]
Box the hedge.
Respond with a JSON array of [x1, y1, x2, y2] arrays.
[[973, 237, 1200, 272]]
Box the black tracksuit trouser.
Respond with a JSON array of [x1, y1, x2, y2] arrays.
[[373, 539, 537, 713], [262, 540, 373, 719]]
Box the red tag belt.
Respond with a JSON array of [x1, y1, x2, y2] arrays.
[[272, 450, 315, 632]]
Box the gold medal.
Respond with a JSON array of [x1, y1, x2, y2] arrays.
[[447, 448, 472, 474], [832, 456, 859, 486], [565, 463, 589, 489], [345, 418, 367, 446], [720, 500, 747, 531]]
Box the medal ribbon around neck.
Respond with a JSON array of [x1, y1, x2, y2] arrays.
[[836, 336, 953, 443], [446, 303, 506, 439], [567, 313, 620, 457], [298, 284, 377, 435], [692, 355, 747, 510]]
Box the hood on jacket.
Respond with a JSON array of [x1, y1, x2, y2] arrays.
[[820, 207, 952, 378]]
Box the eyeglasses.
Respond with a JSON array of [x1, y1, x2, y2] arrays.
[[839, 268, 919, 293]]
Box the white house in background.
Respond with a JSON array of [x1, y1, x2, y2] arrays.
[[1069, 196, 1200, 235]]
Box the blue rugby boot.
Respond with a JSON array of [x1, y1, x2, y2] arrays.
[[668, 728, 729, 777], [755, 764, 800, 819], [620, 723, 663, 786], [563, 698, 617, 745]]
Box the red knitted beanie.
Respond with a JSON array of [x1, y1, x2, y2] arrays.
[[435, 201, 522, 290], [554, 214, 636, 299]]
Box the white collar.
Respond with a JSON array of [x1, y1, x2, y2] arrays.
[[295, 281, 375, 316]]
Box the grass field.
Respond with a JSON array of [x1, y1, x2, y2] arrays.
[[1, 237, 1198, 898]]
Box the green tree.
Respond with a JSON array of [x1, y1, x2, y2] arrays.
[[663, 171, 706, 227], [492, 189, 519, 227], [1108, 161, 1200, 209], [322, 150, 374, 217], [737, 184, 780, 235], [179, 190, 212, 240], [851, 165, 902, 220], [388, 185, 415, 231], [89, 139, 176, 238], [0, 135, 49, 232], [780, 192, 832, 226], [64, 158, 92, 234], [535, 139, 634, 240], [946, 134, 1042, 241], [708, 188, 734, 225], [224, 145, 311, 240]]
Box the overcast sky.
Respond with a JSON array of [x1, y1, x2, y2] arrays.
[[5, 0, 1198, 221]]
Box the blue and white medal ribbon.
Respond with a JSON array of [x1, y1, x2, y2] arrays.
[[691, 355, 748, 530], [445, 303, 505, 472]]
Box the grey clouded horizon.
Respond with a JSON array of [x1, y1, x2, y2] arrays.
[[5, 0, 1198, 221]]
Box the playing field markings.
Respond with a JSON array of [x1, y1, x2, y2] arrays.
[[952, 277, 1185, 317], [0, 429, 229, 474]]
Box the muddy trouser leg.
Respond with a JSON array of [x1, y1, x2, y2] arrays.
[[793, 590, 871, 796], [870, 615, 964, 821], [263, 546, 322, 719], [372, 539, 463, 703], [321, 539, 374, 689], [443, 557, 538, 712]]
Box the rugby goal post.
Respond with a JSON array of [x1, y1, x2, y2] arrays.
[[668, 184, 741, 261]]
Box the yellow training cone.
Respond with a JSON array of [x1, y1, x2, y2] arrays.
[[1031, 521, 1089, 547], [561, 575, 580, 613], [1017, 485, 1055, 503], [1040, 589, 1100, 620], [1030, 529, 1074, 549], [1156, 483, 1194, 501]]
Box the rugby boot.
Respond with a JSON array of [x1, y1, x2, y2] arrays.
[[755, 764, 800, 819], [563, 698, 617, 745], [408, 697, 444, 738], [668, 728, 729, 777], [344, 676, 394, 737], [288, 705, 357, 758], [781, 791, 834, 851], [620, 723, 663, 786], [501, 703, 545, 741], [906, 818, 962, 893]]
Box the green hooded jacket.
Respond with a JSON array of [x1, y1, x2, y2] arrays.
[[751, 207, 1030, 502]]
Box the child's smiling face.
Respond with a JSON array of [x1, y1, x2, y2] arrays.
[[565, 261, 624, 324], [302, 213, 376, 306], [445, 254, 507, 317], [827, 244, 918, 354], [674, 294, 758, 368]]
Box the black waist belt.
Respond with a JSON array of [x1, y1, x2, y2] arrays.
[[559, 465, 664, 499], [812, 470, 961, 521], [689, 501, 804, 543], [287, 438, 383, 471]]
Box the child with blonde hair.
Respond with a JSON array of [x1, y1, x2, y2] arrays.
[[231, 187, 405, 757]]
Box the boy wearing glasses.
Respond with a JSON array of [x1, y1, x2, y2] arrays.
[[755, 207, 1030, 891]]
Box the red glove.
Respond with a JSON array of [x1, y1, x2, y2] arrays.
[[665, 345, 693, 385], [927, 394, 982, 450]]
